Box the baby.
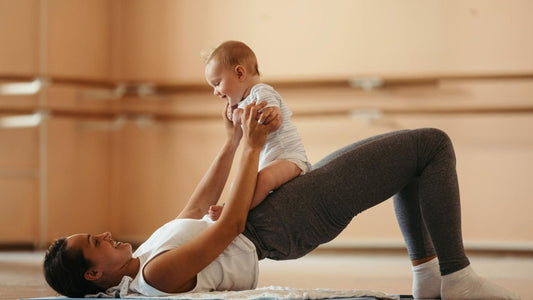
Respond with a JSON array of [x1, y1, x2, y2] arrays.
[[204, 40, 311, 220]]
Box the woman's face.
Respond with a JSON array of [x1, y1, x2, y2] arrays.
[[66, 232, 133, 277]]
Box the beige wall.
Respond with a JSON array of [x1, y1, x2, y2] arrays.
[[0, 0, 532, 250], [111, 0, 533, 83]]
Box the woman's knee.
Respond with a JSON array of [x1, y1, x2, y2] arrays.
[[416, 128, 456, 162], [418, 128, 452, 147]]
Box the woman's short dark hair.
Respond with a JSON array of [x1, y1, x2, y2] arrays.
[[43, 237, 104, 297]]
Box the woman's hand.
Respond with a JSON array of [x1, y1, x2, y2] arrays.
[[241, 101, 274, 150], [222, 102, 242, 146], [257, 106, 282, 133]]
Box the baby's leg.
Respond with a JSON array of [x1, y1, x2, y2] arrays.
[[251, 160, 301, 209]]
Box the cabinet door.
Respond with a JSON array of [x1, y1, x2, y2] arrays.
[[0, 115, 40, 243], [110, 118, 226, 242], [45, 115, 112, 242], [0, 0, 39, 77], [294, 113, 533, 247], [45, 0, 112, 80]]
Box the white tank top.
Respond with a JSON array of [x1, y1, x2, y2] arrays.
[[128, 215, 259, 296]]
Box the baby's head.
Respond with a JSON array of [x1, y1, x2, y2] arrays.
[[204, 40, 260, 76], [204, 41, 261, 106]]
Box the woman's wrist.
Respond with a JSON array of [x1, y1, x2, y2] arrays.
[[223, 137, 240, 152], [241, 142, 263, 154]]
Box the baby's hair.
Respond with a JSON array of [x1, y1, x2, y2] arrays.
[[202, 40, 260, 76]]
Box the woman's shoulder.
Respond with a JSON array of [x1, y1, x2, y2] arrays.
[[140, 249, 199, 294], [134, 217, 211, 258]]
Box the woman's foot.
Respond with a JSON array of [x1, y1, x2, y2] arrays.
[[441, 265, 520, 300], [412, 257, 441, 299]]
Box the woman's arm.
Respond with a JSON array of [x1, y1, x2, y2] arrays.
[[143, 103, 272, 293], [177, 102, 247, 219]]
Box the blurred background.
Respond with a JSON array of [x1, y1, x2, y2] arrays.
[[1, 0, 532, 254]]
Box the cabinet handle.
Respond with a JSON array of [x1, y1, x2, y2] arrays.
[[0, 112, 43, 128], [78, 116, 127, 131], [77, 83, 157, 101], [77, 85, 126, 101], [0, 79, 43, 95], [348, 77, 384, 91], [349, 109, 398, 128], [78, 115, 158, 131], [350, 109, 383, 121], [134, 115, 156, 129]]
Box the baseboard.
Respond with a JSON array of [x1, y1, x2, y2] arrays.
[[316, 239, 533, 256]]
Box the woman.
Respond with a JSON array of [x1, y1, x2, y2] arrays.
[[44, 102, 519, 300]]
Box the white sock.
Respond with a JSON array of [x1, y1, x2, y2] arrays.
[[412, 258, 441, 299], [441, 265, 520, 300]]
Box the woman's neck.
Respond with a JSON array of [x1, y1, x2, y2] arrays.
[[98, 257, 140, 290], [123, 257, 141, 279]]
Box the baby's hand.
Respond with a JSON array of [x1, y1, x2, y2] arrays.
[[226, 103, 235, 122], [208, 205, 224, 221], [232, 108, 244, 126]]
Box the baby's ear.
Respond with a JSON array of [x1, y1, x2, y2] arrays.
[[235, 65, 246, 79]]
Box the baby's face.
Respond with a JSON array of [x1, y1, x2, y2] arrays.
[[205, 60, 246, 107]]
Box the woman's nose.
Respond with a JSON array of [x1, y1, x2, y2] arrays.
[[97, 232, 111, 240]]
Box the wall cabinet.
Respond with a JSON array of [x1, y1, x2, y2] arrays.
[[46, 0, 112, 80], [0, 0, 111, 81], [110, 118, 226, 243], [0, 1, 531, 250], [0, 120, 39, 243], [2, 78, 533, 248], [282, 79, 533, 248], [0, 0, 40, 77], [103, 78, 533, 248], [294, 112, 533, 248], [44, 115, 113, 241]]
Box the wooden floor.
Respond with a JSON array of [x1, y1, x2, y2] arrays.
[[1, 250, 531, 299]]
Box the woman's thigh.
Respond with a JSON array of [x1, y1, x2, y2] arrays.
[[244, 129, 433, 260]]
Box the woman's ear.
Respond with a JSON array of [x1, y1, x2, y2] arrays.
[[84, 268, 103, 281], [234, 65, 246, 80]]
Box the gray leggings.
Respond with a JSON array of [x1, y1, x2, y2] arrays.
[[243, 128, 469, 275]]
